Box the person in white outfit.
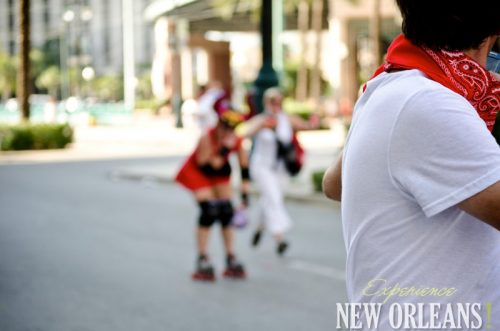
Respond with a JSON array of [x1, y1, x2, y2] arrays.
[[196, 81, 226, 132], [244, 88, 319, 256]]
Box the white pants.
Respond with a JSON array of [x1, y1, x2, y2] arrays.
[[250, 166, 291, 235]]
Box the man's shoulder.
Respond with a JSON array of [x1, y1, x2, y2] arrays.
[[370, 70, 469, 106], [378, 70, 476, 125]]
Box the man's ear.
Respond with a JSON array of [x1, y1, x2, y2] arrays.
[[465, 37, 496, 67], [487, 35, 499, 51]]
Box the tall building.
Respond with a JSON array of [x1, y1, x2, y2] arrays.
[[0, 0, 155, 76]]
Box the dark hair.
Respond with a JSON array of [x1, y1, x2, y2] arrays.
[[396, 0, 500, 51]]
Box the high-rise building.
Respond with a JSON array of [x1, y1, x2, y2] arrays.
[[0, 0, 154, 76]]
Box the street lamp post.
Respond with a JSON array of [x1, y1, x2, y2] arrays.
[[18, 0, 31, 120], [252, 0, 279, 114], [61, 9, 74, 101]]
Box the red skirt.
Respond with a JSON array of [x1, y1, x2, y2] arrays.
[[175, 154, 231, 191]]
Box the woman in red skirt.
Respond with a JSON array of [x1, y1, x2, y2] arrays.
[[176, 110, 250, 281]]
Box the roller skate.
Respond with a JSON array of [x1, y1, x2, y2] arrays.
[[223, 255, 246, 279], [251, 229, 262, 247], [277, 240, 289, 256], [192, 255, 216, 282]]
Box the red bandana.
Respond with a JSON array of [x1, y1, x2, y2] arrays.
[[371, 34, 500, 132]]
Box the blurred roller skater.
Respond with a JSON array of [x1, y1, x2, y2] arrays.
[[175, 105, 251, 281]]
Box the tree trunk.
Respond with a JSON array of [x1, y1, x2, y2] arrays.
[[309, 0, 324, 106], [295, 0, 309, 102], [370, 0, 382, 71], [18, 0, 31, 121], [168, 19, 183, 127]]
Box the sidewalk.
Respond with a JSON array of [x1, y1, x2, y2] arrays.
[[0, 115, 199, 163], [0, 115, 344, 205]]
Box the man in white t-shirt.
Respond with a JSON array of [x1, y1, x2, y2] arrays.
[[323, 0, 500, 330]]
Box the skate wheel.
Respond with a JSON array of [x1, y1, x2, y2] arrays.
[[223, 270, 247, 279], [192, 272, 216, 282]]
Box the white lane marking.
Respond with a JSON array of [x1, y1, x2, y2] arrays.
[[288, 260, 346, 281]]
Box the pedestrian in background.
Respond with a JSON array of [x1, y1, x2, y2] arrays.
[[195, 81, 228, 132], [244, 87, 320, 256], [175, 109, 250, 281]]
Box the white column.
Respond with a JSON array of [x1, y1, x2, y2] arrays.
[[272, 0, 283, 77], [122, 0, 135, 110]]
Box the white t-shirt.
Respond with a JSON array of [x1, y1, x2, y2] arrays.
[[342, 70, 500, 330]]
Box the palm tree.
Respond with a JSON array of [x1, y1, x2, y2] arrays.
[[328, 0, 381, 106], [371, 0, 382, 70], [295, 0, 310, 101], [309, 0, 324, 105], [18, 0, 31, 121], [211, 0, 322, 104]]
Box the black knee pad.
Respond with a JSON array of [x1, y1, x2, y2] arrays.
[[218, 200, 234, 228], [198, 201, 218, 228]]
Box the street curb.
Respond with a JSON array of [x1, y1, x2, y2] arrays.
[[111, 171, 337, 207]]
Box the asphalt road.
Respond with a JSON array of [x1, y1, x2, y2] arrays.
[[0, 157, 347, 331]]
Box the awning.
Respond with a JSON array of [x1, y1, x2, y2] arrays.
[[145, 0, 259, 32], [144, 0, 328, 32]]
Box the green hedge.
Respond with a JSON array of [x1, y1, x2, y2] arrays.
[[0, 123, 73, 151], [311, 169, 326, 193], [135, 98, 168, 112], [283, 99, 314, 120]]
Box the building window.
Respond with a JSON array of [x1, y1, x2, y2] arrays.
[[9, 41, 15, 55], [43, 0, 51, 35], [8, 0, 15, 55], [103, 1, 111, 65], [8, 0, 15, 31]]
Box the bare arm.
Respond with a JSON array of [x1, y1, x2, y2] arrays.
[[288, 114, 320, 131], [237, 144, 250, 196], [237, 142, 249, 170], [239, 114, 268, 138], [458, 67, 500, 230], [458, 181, 500, 231], [323, 153, 342, 201]]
